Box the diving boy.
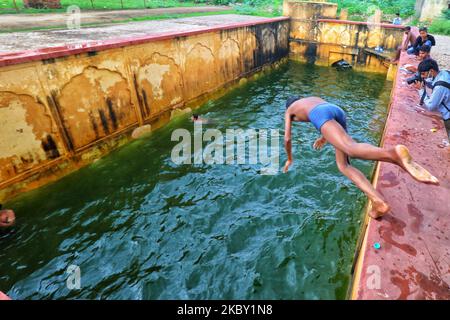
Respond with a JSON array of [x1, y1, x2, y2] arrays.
[[283, 96, 439, 218]]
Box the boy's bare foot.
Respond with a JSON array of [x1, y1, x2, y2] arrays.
[[394, 145, 439, 185], [369, 199, 390, 219]]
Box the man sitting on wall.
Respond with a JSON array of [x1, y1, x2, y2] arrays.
[[415, 59, 450, 137], [392, 13, 402, 25], [403, 26, 417, 50], [407, 27, 436, 55], [0, 204, 15, 228], [392, 26, 416, 63]]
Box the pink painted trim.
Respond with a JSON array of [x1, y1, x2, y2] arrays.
[[318, 19, 405, 29], [0, 291, 11, 300], [0, 17, 289, 68]]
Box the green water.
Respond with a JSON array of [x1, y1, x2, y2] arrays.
[[0, 61, 391, 300]]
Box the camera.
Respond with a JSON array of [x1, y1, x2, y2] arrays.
[[406, 73, 422, 85]]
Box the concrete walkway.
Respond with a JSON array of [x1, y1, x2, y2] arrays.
[[352, 49, 450, 299], [0, 6, 231, 31], [0, 14, 268, 54], [432, 35, 450, 70]]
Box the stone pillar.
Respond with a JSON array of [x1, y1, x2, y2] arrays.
[[340, 8, 348, 20], [23, 0, 62, 9], [374, 9, 382, 24]]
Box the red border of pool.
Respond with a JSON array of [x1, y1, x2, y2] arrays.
[[0, 16, 290, 68], [317, 19, 406, 30], [351, 48, 450, 299]]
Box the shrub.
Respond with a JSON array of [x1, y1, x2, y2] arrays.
[[429, 19, 450, 36]]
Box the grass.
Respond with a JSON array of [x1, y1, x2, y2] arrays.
[[0, 0, 282, 16], [0, 0, 207, 14], [128, 9, 236, 21], [230, 0, 282, 17], [429, 19, 450, 36], [329, 0, 416, 18], [3, 0, 448, 35], [429, 9, 450, 35]]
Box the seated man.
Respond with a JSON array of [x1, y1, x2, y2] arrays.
[[403, 26, 416, 50], [0, 204, 15, 228], [283, 96, 438, 219], [392, 26, 416, 63], [392, 13, 402, 25], [405, 44, 431, 73], [415, 59, 450, 137], [407, 27, 436, 55]]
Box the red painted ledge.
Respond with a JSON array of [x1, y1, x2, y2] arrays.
[[0, 291, 11, 300], [318, 19, 405, 30], [351, 50, 450, 299], [0, 16, 289, 68]]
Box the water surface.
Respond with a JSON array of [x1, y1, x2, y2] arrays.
[[1, 61, 392, 299]]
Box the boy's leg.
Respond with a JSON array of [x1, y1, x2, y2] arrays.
[[321, 120, 397, 162], [335, 148, 389, 218], [320, 120, 438, 184]]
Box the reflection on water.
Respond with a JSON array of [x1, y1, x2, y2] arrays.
[[0, 61, 391, 299]]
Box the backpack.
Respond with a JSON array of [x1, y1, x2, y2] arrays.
[[432, 71, 450, 112]]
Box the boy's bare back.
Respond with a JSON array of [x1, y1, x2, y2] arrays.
[[288, 96, 327, 121]]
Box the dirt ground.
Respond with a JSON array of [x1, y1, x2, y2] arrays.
[[0, 14, 269, 53], [432, 34, 450, 70], [0, 6, 231, 32]]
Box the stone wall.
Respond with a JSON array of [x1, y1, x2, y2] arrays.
[[0, 19, 289, 201], [285, 1, 404, 72]]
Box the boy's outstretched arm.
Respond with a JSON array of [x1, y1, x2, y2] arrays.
[[283, 111, 293, 173]]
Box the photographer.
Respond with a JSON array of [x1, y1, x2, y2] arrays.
[[407, 27, 436, 55], [414, 59, 450, 136]]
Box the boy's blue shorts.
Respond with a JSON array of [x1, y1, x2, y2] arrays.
[[308, 103, 347, 132]]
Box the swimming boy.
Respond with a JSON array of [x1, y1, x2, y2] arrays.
[[0, 204, 15, 228], [191, 114, 212, 124], [283, 96, 439, 219]]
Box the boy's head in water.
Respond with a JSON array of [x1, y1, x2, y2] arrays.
[[0, 208, 15, 228]]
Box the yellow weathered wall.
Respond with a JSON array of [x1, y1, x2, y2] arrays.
[[0, 20, 289, 201], [286, 0, 338, 42], [285, 1, 404, 71]]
